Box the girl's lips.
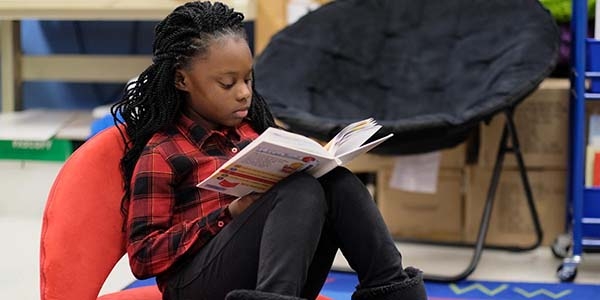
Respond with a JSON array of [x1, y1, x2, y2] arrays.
[[234, 109, 249, 118]]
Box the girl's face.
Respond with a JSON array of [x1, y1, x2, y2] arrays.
[[175, 36, 253, 130]]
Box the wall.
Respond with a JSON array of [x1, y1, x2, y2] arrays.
[[16, 20, 254, 111], [19, 20, 155, 110]]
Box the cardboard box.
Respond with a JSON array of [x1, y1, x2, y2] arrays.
[[464, 167, 566, 247], [376, 168, 464, 242], [479, 78, 569, 169], [346, 141, 467, 173]]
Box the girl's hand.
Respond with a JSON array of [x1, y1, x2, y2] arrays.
[[228, 193, 263, 218]]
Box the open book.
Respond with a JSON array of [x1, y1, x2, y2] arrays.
[[197, 118, 393, 197]]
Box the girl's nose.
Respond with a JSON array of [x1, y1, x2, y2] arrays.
[[237, 82, 252, 102]]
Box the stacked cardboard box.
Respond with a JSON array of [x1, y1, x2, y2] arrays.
[[350, 79, 571, 247], [465, 79, 569, 246], [347, 142, 468, 243]]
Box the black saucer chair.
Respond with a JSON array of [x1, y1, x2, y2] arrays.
[[254, 0, 560, 282]]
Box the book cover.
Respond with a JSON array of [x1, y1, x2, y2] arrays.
[[594, 152, 600, 187], [197, 118, 393, 197]]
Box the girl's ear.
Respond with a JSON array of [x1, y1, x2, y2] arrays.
[[174, 71, 187, 91]]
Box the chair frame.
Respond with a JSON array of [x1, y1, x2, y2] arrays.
[[420, 109, 543, 282], [39, 126, 162, 300]]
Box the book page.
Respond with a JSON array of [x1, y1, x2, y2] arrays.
[[262, 127, 331, 157], [197, 138, 335, 197], [585, 145, 600, 187], [335, 133, 394, 165], [333, 124, 382, 156], [324, 118, 383, 156]]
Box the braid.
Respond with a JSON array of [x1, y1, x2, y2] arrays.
[[250, 70, 277, 132], [111, 1, 276, 217]]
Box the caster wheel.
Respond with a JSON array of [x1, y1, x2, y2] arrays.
[[557, 263, 577, 282], [551, 235, 571, 259]]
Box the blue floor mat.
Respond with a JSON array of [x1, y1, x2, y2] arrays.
[[127, 271, 600, 299]]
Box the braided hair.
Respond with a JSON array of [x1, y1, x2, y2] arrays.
[[111, 1, 276, 214]]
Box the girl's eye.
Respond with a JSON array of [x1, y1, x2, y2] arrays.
[[219, 82, 234, 89], [245, 78, 253, 84]]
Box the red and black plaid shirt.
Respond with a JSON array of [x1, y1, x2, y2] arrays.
[[125, 114, 259, 290]]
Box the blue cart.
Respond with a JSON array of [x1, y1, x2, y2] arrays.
[[554, 0, 600, 282]]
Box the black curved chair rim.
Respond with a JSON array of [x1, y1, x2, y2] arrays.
[[255, 0, 560, 155]]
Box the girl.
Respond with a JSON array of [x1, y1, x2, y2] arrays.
[[111, 1, 427, 300]]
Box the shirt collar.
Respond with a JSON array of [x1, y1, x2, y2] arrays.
[[175, 114, 250, 147]]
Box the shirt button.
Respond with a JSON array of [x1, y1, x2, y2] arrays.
[[231, 147, 238, 153], [217, 221, 225, 227]]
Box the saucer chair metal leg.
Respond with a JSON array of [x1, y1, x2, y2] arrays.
[[423, 109, 543, 282]]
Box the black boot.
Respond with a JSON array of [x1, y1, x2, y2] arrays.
[[225, 290, 307, 300], [351, 267, 427, 300]]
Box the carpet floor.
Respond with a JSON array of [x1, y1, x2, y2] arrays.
[[127, 271, 600, 299]]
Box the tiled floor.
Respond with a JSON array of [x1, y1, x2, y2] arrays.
[[2, 160, 599, 299]]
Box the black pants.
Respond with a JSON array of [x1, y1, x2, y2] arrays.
[[163, 167, 406, 300]]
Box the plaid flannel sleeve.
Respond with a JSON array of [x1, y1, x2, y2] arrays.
[[125, 149, 232, 279]]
